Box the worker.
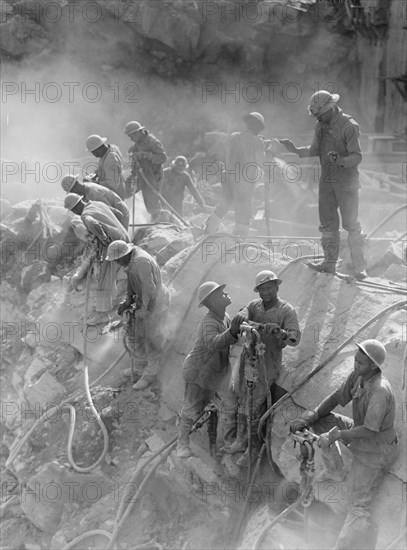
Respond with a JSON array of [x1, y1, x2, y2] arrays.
[[204, 112, 267, 236], [85, 134, 125, 200], [105, 239, 170, 390], [177, 282, 242, 458], [161, 156, 206, 216], [124, 121, 167, 222], [61, 174, 130, 229], [225, 270, 301, 466], [290, 339, 399, 550], [64, 194, 129, 326], [279, 91, 367, 280]]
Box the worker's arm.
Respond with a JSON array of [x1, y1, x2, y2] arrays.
[[99, 150, 123, 192], [296, 129, 320, 158], [202, 318, 238, 350], [82, 215, 110, 245], [149, 139, 167, 165], [135, 259, 157, 316], [281, 306, 301, 347], [184, 173, 205, 207], [334, 123, 362, 168]]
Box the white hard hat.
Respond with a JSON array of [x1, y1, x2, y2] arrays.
[[61, 174, 80, 193], [105, 240, 133, 261], [253, 270, 282, 292], [197, 281, 226, 308], [243, 112, 265, 129], [173, 155, 189, 168], [124, 121, 145, 136], [64, 193, 82, 211], [86, 134, 107, 152], [355, 339, 386, 368], [308, 91, 340, 117]]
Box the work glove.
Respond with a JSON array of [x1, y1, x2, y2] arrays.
[[327, 151, 345, 167], [318, 426, 341, 451], [290, 410, 319, 433], [117, 299, 132, 316], [278, 139, 297, 154], [230, 314, 245, 338]]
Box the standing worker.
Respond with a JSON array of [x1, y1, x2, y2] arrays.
[[64, 194, 129, 326], [85, 134, 125, 200], [226, 270, 301, 465], [279, 91, 367, 280], [161, 156, 207, 216], [177, 282, 242, 458], [290, 339, 399, 549], [105, 240, 170, 390], [124, 121, 167, 222], [204, 112, 267, 236], [61, 174, 130, 229]]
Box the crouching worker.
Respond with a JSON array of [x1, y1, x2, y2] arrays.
[[105, 240, 170, 390], [226, 270, 301, 466], [177, 282, 242, 458], [290, 339, 399, 550]]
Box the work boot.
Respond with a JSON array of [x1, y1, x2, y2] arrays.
[[348, 232, 367, 280], [132, 374, 155, 390], [177, 415, 193, 458], [204, 212, 222, 234], [222, 414, 247, 454], [308, 231, 340, 274]]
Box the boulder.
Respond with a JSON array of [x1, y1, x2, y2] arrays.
[[24, 370, 66, 409]]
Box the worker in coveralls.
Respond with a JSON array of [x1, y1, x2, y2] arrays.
[[161, 156, 206, 216], [225, 270, 301, 467], [105, 240, 170, 390], [84, 134, 125, 200], [64, 194, 129, 326], [280, 91, 367, 280], [290, 339, 399, 550], [61, 174, 130, 229], [124, 121, 167, 222], [204, 112, 267, 236], [177, 282, 242, 458]]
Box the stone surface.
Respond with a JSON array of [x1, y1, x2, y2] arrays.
[[24, 370, 66, 409]]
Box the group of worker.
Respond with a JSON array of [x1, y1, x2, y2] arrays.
[[184, 273, 399, 550]]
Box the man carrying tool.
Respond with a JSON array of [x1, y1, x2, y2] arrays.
[[61, 174, 130, 229], [177, 282, 243, 458], [105, 239, 170, 390], [204, 112, 267, 236], [162, 155, 207, 216], [279, 91, 367, 280], [85, 134, 125, 200], [124, 121, 167, 222], [225, 270, 301, 466], [290, 339, 399, 550], [64, 194, 129, 326]]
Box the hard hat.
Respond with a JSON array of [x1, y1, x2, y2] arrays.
[[64, 193, 82, 211], [86, 134, 107, 152], [173, 155, 188, 168], [197, 281, 226, 308], [243, 112, 265, 129], [253, 270, 282, 292], [355, 339, 386, 368], [124, 121, 145, 136], [105, 240, 133, 261], [61, 174, 80, 193], [308, 91, 340, 117]]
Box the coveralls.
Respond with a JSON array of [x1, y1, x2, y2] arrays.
[[312, 370, 399, 549], [80, 201, 129, 313], [180, 311, 239, 446], [296, 106, 365, 271], [127, 133, 167, 220], [238, 298, 301, 421], [82, 182, 130, 229], [123, 245, 170, 377], [214, 130, 266, 235], [95, 144, 125, 200], [161, 166, 204, 216]]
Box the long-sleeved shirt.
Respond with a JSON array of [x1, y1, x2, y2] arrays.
[[161, 167, 204, 215], [296, 106, 362, 187], [331, 370, 397, 467], [240, 298, 301, 381], [183, 311, 238, 391], [223, 130, 266, 185], [124, 245, 167, 312], [82, 182, 129, 228], [128, 133, 167, 186], [96, 144, 125, 199], [81, 201, 129, 249]]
